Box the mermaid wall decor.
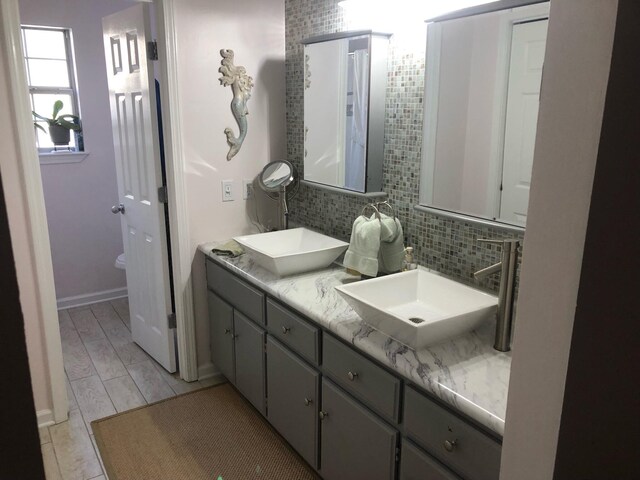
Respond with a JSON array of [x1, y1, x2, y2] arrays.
[[218, 49, 254, 161]]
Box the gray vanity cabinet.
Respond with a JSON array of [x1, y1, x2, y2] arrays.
[[233, 311, 266, 415], [207, 291, 235, 383], [266, 336, 319, 469], [319, 379, 398, 480], [206, 258, 504, 480]]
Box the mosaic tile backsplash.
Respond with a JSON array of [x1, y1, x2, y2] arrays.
[[285, 0, 524, 293]]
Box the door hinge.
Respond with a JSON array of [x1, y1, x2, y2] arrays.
[[147, 40, 158, 61], [158, 185, 168, 204], [168, 312, 176, 329]]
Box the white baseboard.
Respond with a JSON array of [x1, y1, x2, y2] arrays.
[[57, 287, 128, 310], [37, 409, 55, 428], [197, 362, 220, 381]]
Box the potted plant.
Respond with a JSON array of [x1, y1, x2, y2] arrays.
[[32, 100, 82, 148]]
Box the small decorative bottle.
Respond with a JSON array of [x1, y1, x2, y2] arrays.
[[403, 247, 417, 271]]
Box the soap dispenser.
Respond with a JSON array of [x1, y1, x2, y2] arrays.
[[403, 247, 417, 271]]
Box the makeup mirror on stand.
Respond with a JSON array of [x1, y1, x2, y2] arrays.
[[258, 160, 299, 230]]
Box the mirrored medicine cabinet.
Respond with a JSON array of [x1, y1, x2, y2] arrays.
[[302, 31, 390, 195], [419, 1, 550, 228]]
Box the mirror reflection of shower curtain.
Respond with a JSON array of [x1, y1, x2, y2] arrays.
[[345, 49, 369, 191]]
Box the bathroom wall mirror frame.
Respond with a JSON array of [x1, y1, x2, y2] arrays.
[[418, 0, 550, 229], [302, 31, 390, 196]]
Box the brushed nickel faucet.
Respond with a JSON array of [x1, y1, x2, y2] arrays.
[[474, 238, 521, 352]]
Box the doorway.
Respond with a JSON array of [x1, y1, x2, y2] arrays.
[[0, 0, 199, 429]]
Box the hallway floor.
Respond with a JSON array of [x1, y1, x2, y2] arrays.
[[40, 298, 221, 480]]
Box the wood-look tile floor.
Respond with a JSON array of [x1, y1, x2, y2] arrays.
[[40, 298, 221, 480]]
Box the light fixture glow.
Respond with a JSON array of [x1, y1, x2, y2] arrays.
[[338, 0, 500, 31]]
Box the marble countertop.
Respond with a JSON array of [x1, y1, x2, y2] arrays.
[[199, 242, 512, 436]]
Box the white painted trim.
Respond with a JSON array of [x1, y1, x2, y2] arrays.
[[0, 0, 68, 424], [56, 287, 128, 310], [39, 152, 90, 165], [197, 362, 221, 381], [155, 0, 198, 382], [37, 409, 55, 428]]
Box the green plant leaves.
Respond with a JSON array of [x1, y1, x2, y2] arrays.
[[56, 116, 82, 131], [32, 105, 82, 131], [52, 99, 63, 120]]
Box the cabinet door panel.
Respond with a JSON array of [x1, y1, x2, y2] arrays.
[[266, 336, 319, 469], [234, 311, 266, 414], [320, 379, 397, 480], [207, 290, 235, 383]]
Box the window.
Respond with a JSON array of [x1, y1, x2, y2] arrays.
[[21, 26, 82, 152]]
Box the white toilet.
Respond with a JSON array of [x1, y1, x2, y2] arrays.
[[115, 253, 126, 270]]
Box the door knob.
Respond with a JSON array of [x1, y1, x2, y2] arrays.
[[111, 203, 125, 214]]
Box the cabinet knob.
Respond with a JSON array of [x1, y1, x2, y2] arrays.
[[281, 326, 291, 334], [224, 328, 231, 335], [443, 439, 457, 452], [319, 410, 328, 420], [304, 397, 313, 407], [232, 334, 238, 339], [347, 371, 358, 381]]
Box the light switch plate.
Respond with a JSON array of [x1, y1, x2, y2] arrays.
[[222, 179, 235, 202], [243, 179, 253, 200]]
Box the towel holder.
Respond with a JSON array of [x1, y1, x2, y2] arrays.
[[376, 201, 396, 220], [361, 201, 396, 221], [361, 203, 382, 220]]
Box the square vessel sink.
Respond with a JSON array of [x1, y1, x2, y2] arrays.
[[335, 267, 498, 349], [234, 228, 348, 276]]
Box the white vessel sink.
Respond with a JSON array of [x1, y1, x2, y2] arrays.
[[335, 267, 498, 349], [234, 228, 348, 276]]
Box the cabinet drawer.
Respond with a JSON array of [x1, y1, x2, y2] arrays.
[[322, 334, 400, 423], [206, 260, 264, 324], [400, 439, 460, 480], [404, 386, 501, 480], [267, 299, 319, 365]]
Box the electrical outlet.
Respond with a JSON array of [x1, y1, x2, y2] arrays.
[[243, 179, 254, 200], [222, 180, 235, 202]]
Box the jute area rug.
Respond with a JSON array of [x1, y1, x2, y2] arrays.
[[92, 383, 319, 480]]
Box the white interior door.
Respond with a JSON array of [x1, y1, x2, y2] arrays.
[[103, 4, 176, 372], [499, 19, 548, 226]]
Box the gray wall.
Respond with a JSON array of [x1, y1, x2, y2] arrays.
[[285, 0, 522, 293]]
